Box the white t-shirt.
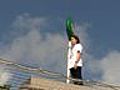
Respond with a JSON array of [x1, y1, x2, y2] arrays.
[[68, 43, 83, 69]]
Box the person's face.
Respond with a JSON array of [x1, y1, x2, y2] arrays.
[[71, 37, 77, 45]]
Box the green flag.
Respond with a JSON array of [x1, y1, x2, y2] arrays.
[[66, 17, 74, 41]]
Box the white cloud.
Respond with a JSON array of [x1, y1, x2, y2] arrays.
[[83, 49, 120, 85], [101, 51, 120, 85], [12, 13, 46, 31], [0, 68, 11, 86], [0, 14, 96, 85], [74, 22, 120, 85], [0, 14, 66, 74], [1, 14, 120, 86], [75, 22, 91, 47]]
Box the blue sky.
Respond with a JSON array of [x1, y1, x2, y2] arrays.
[[0, 0, 120, 85], [0, 0, 120, 58]]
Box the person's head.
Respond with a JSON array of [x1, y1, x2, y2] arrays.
[[71, 35, 80, 45]]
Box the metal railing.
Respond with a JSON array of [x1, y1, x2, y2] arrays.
[[0, 58, 120, 90]]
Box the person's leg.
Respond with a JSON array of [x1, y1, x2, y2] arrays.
[[70, 68, 78, 84], [77, 66, 83, 85], [77, 67, 82, 79], [70, 68, 75, 78]]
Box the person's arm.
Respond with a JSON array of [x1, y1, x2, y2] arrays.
[[74, 51, 81, 69], [75, 51, 81, 63]]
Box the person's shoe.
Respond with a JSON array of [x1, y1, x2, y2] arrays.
[[74, 81, 83, 85], [78, 82, 84, 85]]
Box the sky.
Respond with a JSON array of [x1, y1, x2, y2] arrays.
[[0, 0, 120, 86]]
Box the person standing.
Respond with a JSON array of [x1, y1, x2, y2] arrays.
[[68, 35, 83, 85]]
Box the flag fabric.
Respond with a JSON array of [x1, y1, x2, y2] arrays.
[[66, 17, 74, 41]]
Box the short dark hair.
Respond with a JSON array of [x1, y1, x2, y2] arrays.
[[71, 35, 80, 44]]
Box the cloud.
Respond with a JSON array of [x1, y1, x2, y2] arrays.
[[101, 50, 120, 85], [0, 14, 66, 73], [83, 46, 120, 85], [75, 22, 91, 47], [0, 67, 11, 86], [82, 55, 102, 81], [1, 12, 119, 86], [12, 13, 46, 32], [75, 22, 120, 85], [0, 14, 96, 85], [74, 22, 120, 85], [1, 13, 120, 86]]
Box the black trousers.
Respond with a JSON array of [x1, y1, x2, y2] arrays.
[[70, 66, 82, 80], [70, 66, 83, 85]]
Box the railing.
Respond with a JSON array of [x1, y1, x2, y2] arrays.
[[0, 58, 120, 90]]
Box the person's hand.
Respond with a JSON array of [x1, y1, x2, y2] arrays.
[[74, 63, 77, 69], [68, 41, 72, 48]]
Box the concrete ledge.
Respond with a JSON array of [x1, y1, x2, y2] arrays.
[[20, 77, 114, 90]]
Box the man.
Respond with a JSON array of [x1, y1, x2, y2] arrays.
[[68, 35, 83, 85]]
